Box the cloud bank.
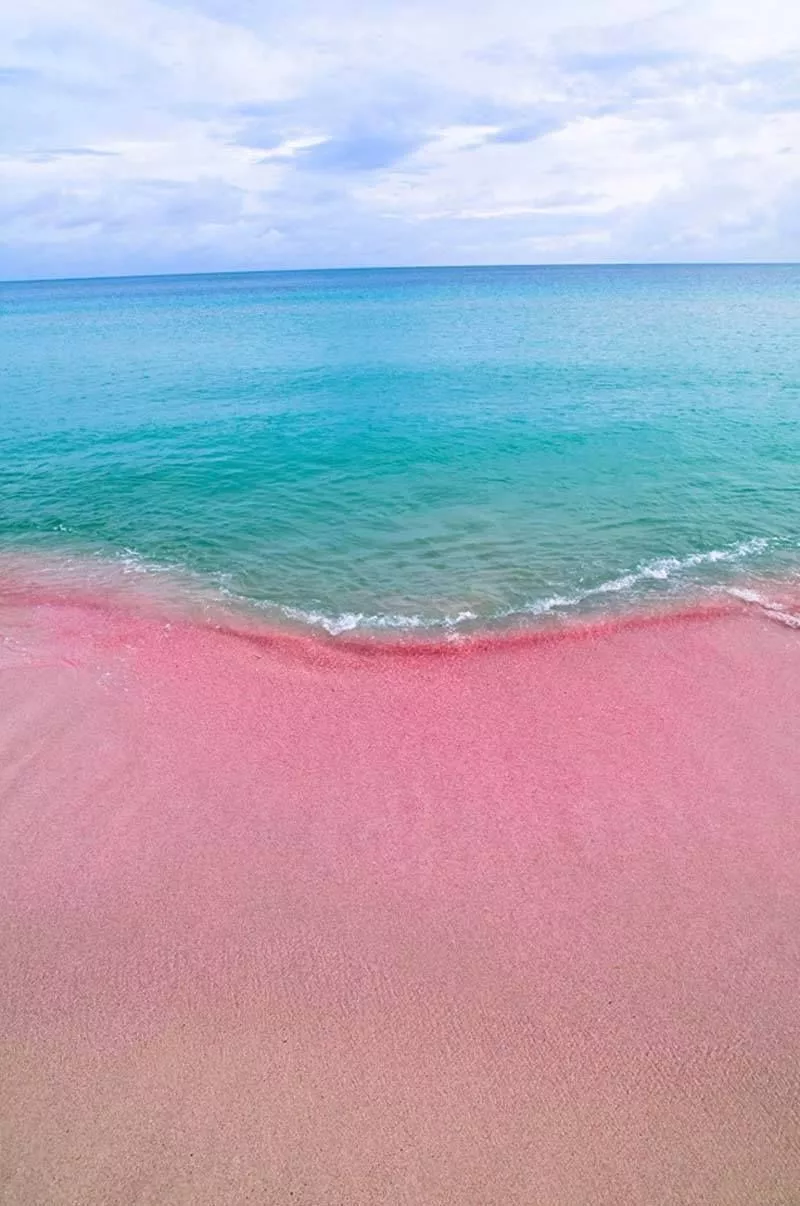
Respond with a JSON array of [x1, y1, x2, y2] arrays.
[[1, 0, 799, 277]]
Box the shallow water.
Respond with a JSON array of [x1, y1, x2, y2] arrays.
[[3, 264, 799, 633]]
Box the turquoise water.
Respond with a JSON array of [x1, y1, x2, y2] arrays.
[[2, 264, 799, 633]]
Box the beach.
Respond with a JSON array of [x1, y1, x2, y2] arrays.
[[2, 586, 799, 1204], [4, 0, 800, 1193]]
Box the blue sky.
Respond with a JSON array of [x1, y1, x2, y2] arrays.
[[1, 0, 799, 278]]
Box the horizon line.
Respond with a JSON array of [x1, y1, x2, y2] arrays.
[[3, 259, 800, 287]]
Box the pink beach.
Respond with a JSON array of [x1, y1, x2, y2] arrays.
[[1, 587, 800, 1204]]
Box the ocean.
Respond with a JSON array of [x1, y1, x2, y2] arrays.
[[2, 263, 799, 635]]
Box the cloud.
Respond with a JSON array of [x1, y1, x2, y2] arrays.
[[295, 128, 429, 172], [0, 0, 799, 277], [559, 48, 682, 74], [15, 147, 121, 163], [484, 115, 566, 144]]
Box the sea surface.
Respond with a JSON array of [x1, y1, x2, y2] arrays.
[[2, 264, 799, 635]]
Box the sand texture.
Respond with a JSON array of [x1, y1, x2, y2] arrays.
[[1, 591, 800, 1204]]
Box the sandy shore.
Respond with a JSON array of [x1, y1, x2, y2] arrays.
[[1, 589, 800, 1204]]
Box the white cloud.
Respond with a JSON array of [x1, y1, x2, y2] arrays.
[[0, 0, 799, 276]]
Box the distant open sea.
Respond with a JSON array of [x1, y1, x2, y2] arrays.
[[2, 264, 799, 635]]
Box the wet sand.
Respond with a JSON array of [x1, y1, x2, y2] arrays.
[[1, 589, 800, 1204]]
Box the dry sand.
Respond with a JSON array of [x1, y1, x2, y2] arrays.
[[1, 588, 799, 1204]]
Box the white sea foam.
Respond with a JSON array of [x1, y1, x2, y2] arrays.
[[264, 538, 780, 635], [727, 588, 800, 628], [514, 538, 775, 622], [279, 604, 478, 636], [113, 535, 791, 635], [3, 535, 790, 638]]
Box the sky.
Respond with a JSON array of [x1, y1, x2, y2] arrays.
[[1, 0, 799, 278]]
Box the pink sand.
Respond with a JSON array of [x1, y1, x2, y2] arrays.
[[1, 589, 800, 1203]]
